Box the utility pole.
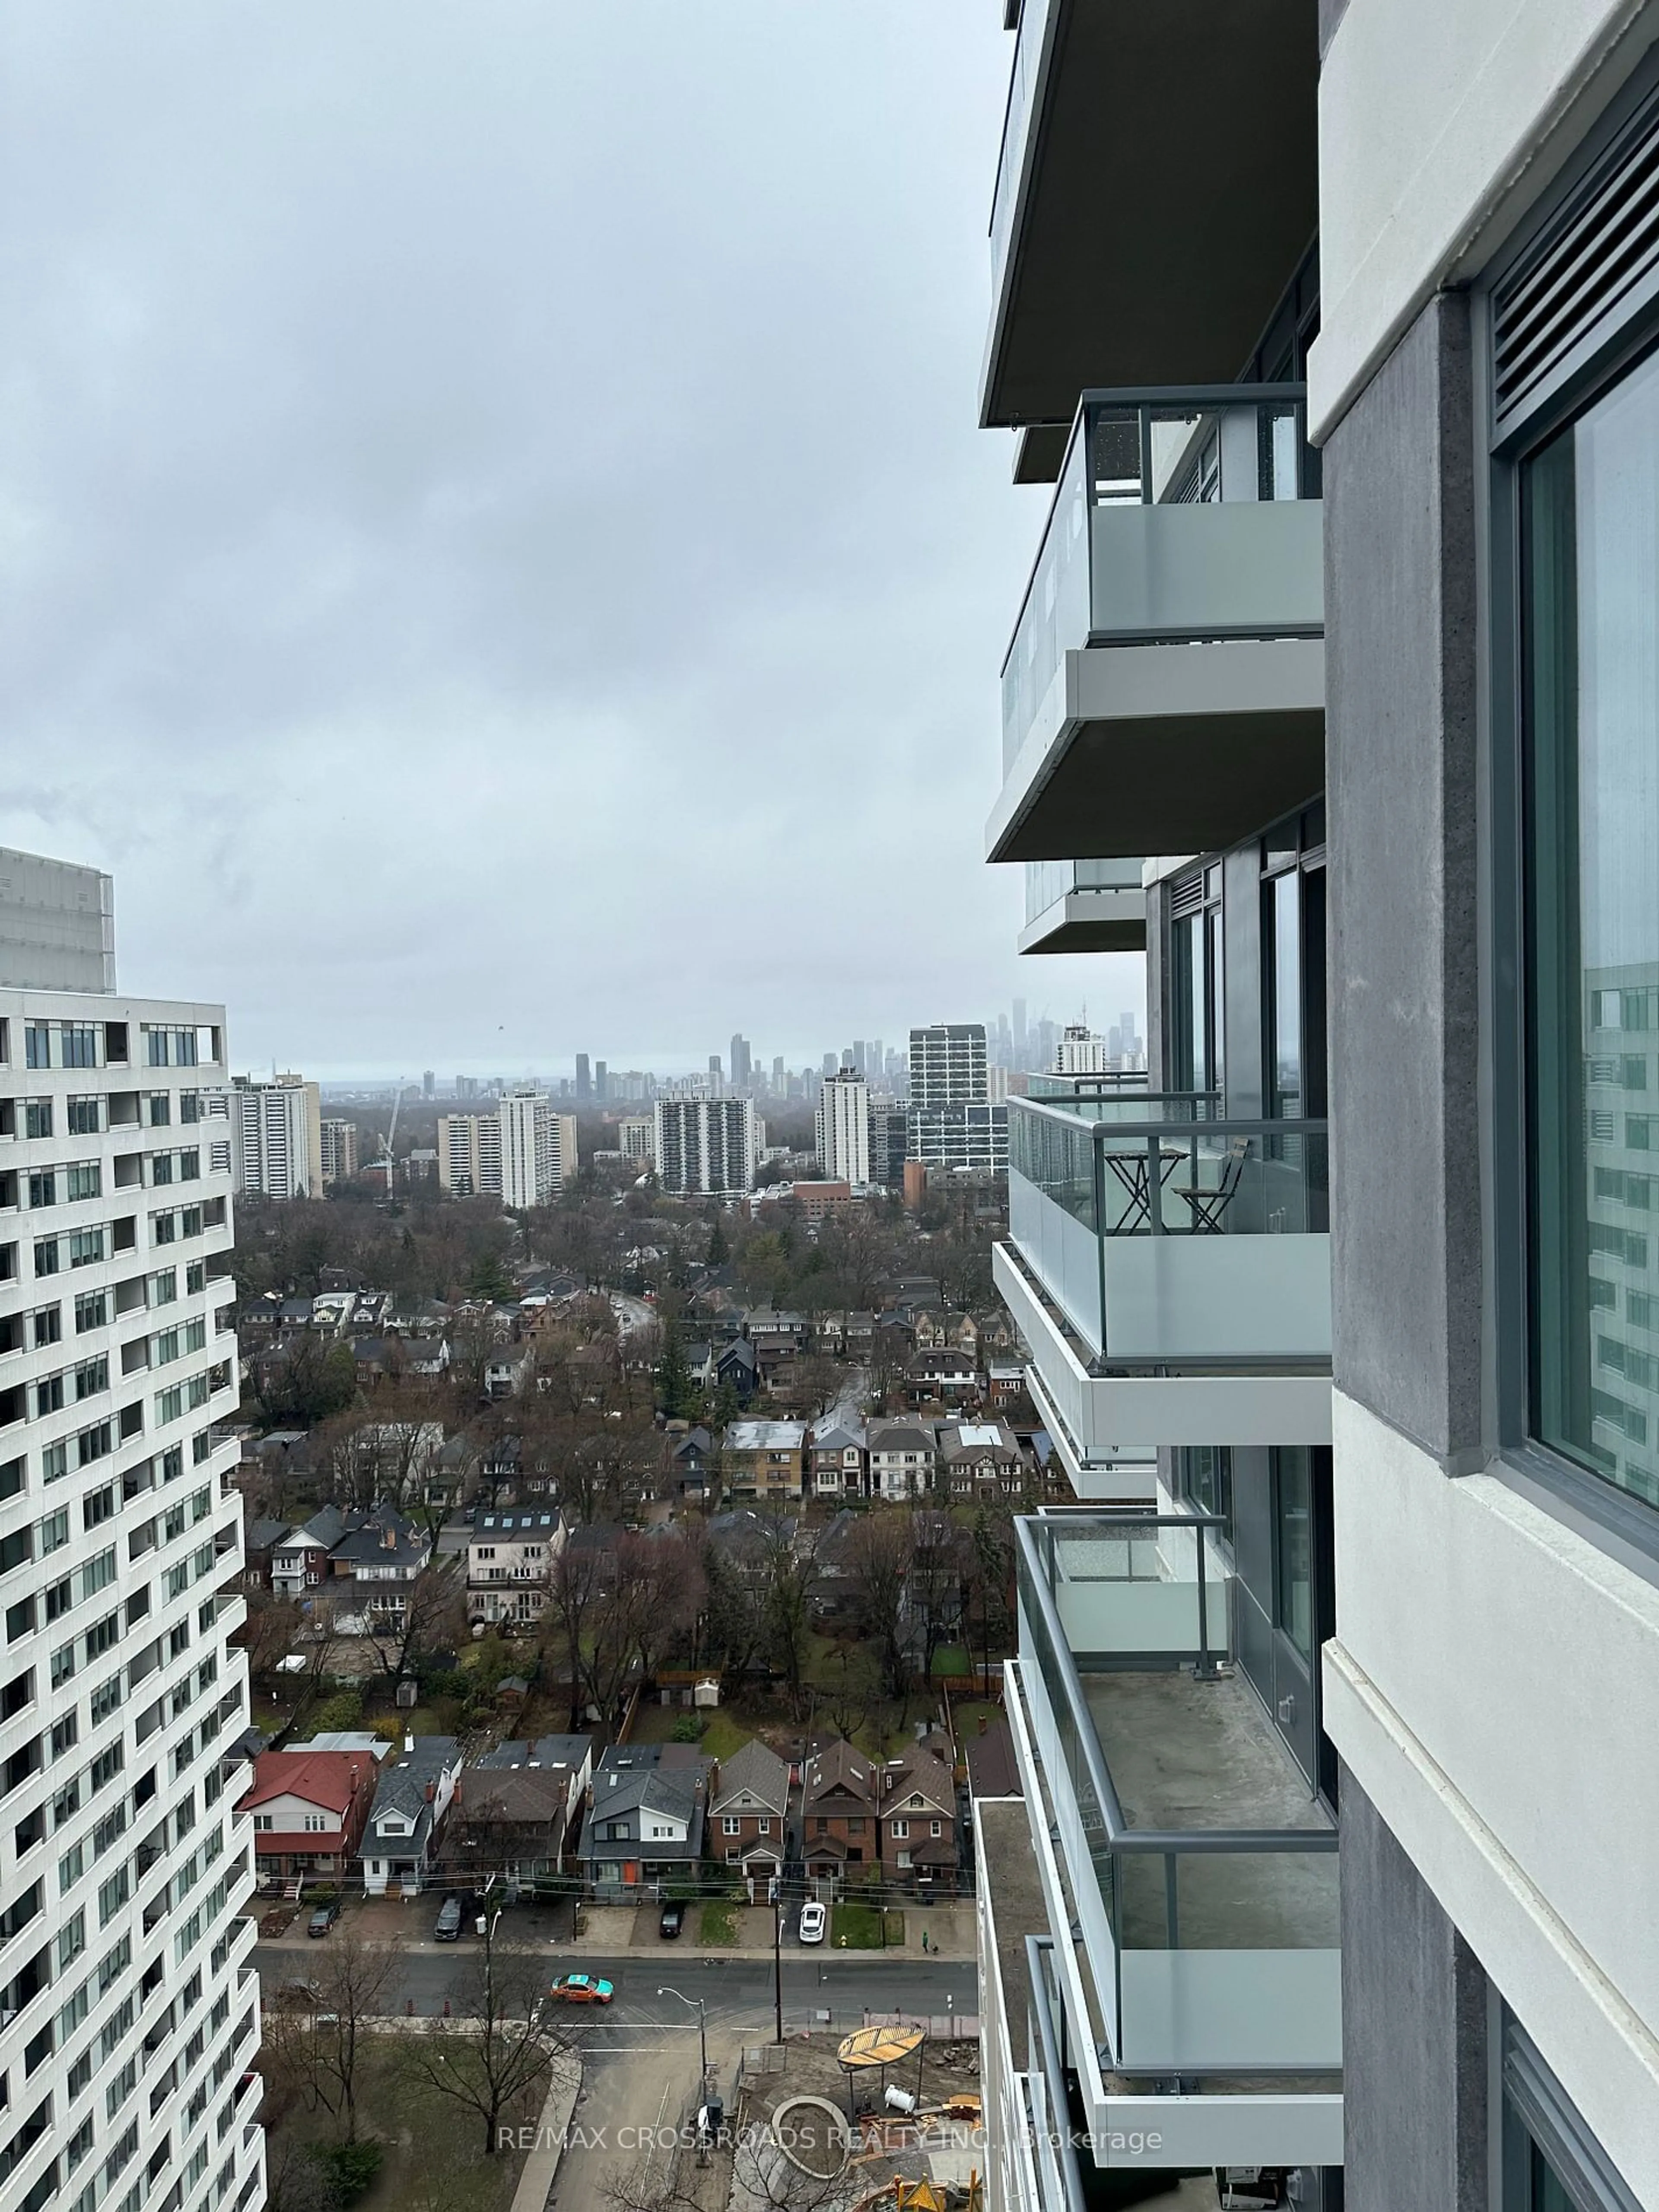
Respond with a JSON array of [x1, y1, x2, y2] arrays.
[[772, 1877, 784, 2046]]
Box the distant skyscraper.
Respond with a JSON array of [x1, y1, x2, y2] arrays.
[[575, 1053, 591, 1104], [772, 1055, 785, 1094], [730, 1033, 753, 1088], [423, 1069, 435, 1099], [907, 1023, 1001, 1172], [320, 1118, 360, 1184], [909, 1023, 989, 1109], [868, 1101, 908, 1187], [823, 1052, 838, 1078], [816, 1069, 871, 1185], [594, 1059, 609, 1103], [655, 1095, 756, 1197], [1013, 997, 1028, 1066], [440, 1092, 575, 1201], [457, 1074, 479, 1100], [223, 1071, 324, 1198]]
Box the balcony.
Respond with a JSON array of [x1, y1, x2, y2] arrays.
[[1008, 1512, 1341, 2171], [987, 389, 1324, 867], [1019, 857, 1144, 956], [999, 1093, 1331, 1463], [982, 0, 1317, 433]]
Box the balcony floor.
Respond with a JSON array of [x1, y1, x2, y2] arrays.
[[1083, 1667, 1336, 1955]]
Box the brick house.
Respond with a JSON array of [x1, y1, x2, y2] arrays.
[[801, 1739, 879, 1881], [722, 1420, 807, 1501], [877, 1744, 958, 1891], [708, 1739, 790, 1882], [936, 1419, 1025, 1499]]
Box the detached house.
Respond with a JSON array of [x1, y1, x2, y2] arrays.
[[328, 1506, 432, 1625], [270, 1505, 346, 1599], [937, 1420, 1024, 1499], [877, 1745, 958, 1892], [802, 1739, 879, 1882], [240, 1747, 378, 1881], [576, 1744, 711, 1901], [360, 1734, 463, 1896], [722, 1420, 806, 1501], [867, 1420, 937, 1502], [708, 1739, 790, 1884], [467, 1508, 567, 1627], [807, 1423, 866, 1500], [437, 1735, 592, 1891]]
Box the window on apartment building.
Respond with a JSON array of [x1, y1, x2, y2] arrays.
[[1494, 78, 1659, 1532], [1169, 864, 1224, 1097], [1176, 1446, 1234, 1544], [1520, 336, 1659, 1514]]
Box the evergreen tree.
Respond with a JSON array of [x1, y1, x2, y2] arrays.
[[707, 1216, 730, 1269], [657, 1320, 695, 1420]]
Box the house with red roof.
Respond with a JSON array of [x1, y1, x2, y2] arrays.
[[238, 1747, 379, 1880]]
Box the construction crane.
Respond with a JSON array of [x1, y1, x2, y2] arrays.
[[379, 1080, 408, 1165]]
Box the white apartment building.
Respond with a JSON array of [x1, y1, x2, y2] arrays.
[[438, 1096, 575, 1205], [437, 1110, 502, 1198], [653, 1095, 756, 1198], [814, 1069, 870, 1186], [498, 1088, 576, 1208], [318, 1119, 358, 1185], [616, 1116, 655, 1166], [220, 1074, 321, 1201], [908, 1022, 987, 1109], [0, 854, 264, 2212]]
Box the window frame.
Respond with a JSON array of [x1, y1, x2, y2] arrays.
[[1485, 48, 1659, 1564], [1501, 2013, 1639, 2211]]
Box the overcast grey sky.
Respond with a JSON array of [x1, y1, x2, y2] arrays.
[[0, 3, 1144, 1081]]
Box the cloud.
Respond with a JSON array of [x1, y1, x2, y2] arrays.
[[0, 1, 1143, 1076]]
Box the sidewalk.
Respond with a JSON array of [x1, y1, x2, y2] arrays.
[[509, 2050, 582, 2212], [569, 1898, 978, 1962], [256, 1894, 979, 1964]]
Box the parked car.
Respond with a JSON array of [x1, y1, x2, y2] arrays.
[[307, 1901, 340, 1938], [798, 1901, 827, 1945], [548, 1974, 614, 2006], [659, 1901, 685, 1939], [434, 1895, 464, 1942]]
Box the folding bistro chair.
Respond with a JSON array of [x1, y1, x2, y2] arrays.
[[1173, 1133, 1251, 1233]]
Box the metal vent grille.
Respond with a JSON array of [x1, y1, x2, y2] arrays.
[[1169, 871, 1205, 920], [1494, 83, 1659, 431]]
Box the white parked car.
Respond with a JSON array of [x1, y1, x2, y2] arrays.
[[798, 1901, 827, 1945]]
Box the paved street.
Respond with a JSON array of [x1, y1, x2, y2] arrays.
[[256, 1942, 972, 2030]]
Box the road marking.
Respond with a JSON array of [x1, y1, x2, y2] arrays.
[[638, 2073, 674, 2192]]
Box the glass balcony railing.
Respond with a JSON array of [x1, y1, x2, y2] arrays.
[[1007, 1092, 1330, 1366], [989, 0, 1055, 296], [1001, 385, 1322, 776], [1023, 856, 1142, 926], [1013, 1513, 1339, 2080]]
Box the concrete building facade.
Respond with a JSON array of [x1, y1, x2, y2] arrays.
[[0, 854, 263, 2212], [654, 1094, 756, 1198], [814, 1068, 870, 1186], [223, 1073, 321, 1200]]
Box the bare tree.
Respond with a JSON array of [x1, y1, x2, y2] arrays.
[[758, 1516, 815, 1716], [283, 1932, 399, 2138], [399, 1922, 572, 2157], [363, 1556, 467, 1682], [847, 1511, 915, 1701]]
